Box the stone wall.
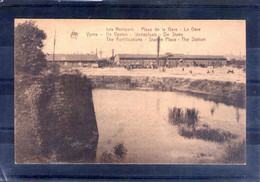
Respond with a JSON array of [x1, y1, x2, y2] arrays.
[[15, 73, 98, 163]]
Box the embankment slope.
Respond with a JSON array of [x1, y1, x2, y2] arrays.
[[89, 75, 245, 108]]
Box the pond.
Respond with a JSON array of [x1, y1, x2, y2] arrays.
[[92, 89, 246, 164]]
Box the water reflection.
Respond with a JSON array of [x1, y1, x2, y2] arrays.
[[236, 107, 240, 122], [156, 98, 160, 113], [210, 103, 219, 116], [210, 107, 215, 116]]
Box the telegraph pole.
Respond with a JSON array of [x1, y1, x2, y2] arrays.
[[99, 49, 103, 58], [157, 36, 160, 68], [53, 29, 56, 61]]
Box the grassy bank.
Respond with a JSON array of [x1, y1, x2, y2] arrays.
[[88, 75, 246, 108]]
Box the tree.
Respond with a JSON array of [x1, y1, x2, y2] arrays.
[[15, 21, 47, 75]]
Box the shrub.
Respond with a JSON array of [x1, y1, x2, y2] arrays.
[[185, 108, 199, 128], [100, 143, 128, 163], [114, 143, 128, 159], [178, 126, 194, 139], [168, 107, 199, 128], [169, 108, 239, 145], [15, 21, 47, 75], [168, 107, 184, 125], [178, 126, 238, 143], [33, 73, 98, 162], [47, 62, 60, 75], [224, 140, 246, 164], [100, 152, 115, 163]]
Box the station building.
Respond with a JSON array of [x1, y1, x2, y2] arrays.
[[114, 54, 227, 68], [46, 54, 108, 68]]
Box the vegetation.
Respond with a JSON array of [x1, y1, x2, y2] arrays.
[[168, 107, 184, 125], [100, 143, 128, 163], [89, 75, 246, 108], [15, 21, 98, 163], [223, 140, 246, 164], [15, 21, 48, 163], [168, 107, 237, 143], [168, 107, 199, 128], [35, 72, 98, 162], [113, 143, 128, 159], [178, 126, 237, 143], [16, 69, 99, 163], [15, 21, 47, 75]]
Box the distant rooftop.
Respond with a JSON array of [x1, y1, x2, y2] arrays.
[[46, 54, 99, 61], [168, 54, 227, 60], [116, 54, 227, 60], [116, 54, 163, 59]]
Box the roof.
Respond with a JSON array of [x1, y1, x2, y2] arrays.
[[168, 55, 227, 60], [46, 54, 99, 61], [116, 54, 164, 59], [116, 54, 227, 60]]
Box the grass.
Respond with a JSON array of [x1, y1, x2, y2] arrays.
[[113, 143, 128, 159], [169, 107, 238, 143], [223, 140, 246, 164], [178, 126, 238, 143], [168, 107, 199, 128], [100, 143, 128, 163], [168, 107, 184, 126], [185, 108, 199, 128]]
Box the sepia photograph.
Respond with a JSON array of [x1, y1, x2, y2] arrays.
[[15, 19, 246, 164]]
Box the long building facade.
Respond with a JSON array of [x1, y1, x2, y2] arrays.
[[46, 54, 108, 68], [46, 53, 228, 69], [114, 54, 227, 68]]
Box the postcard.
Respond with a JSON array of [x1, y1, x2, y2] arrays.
[[15, 19, 246, 164]]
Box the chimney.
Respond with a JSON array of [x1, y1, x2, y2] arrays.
[[157, 36, 160, 67], [157, 36, 160, 58]]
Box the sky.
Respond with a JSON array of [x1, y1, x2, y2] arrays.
[[15, 19, 246, 58]]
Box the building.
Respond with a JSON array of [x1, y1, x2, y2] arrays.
[[114, 54, 164, 68], [166, 55, 227, 67], [113, 54, 227, 68], [46, 54, 108, 68], [226, 59, 246, 67]]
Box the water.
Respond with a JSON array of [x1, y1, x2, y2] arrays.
[[92, 89, 246, 164]]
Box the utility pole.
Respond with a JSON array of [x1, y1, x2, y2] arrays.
[[157, 36, 160, 68], [99, 49, 103, 58], [53, 29, 56, 61]]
